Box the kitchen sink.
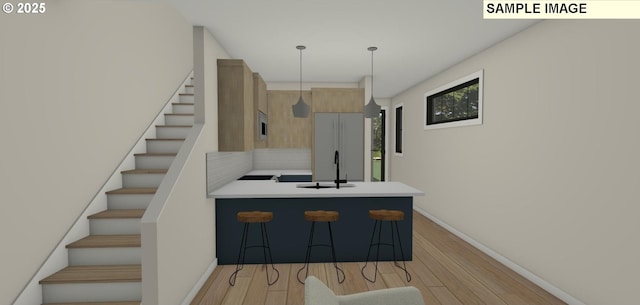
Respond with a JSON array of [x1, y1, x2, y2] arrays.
[[296, 182, 355, 189]]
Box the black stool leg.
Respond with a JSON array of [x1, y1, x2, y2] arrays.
[[229, 223, 249, 286], [260, 222, 280, 285], [297, 221, 316, 284], [361, 220, 382, 283], [327, 222, 345, 284], [393, 221, 411, 282], [361, 220, 412, 283], [297, 221, 345, 284]]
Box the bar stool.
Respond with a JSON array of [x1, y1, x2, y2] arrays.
[[361, 209, 411, 283], [297, 210, 345, 284], [229, 211, 279, 286]]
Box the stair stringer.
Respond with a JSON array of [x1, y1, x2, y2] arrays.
[[11, 71, 194, 305]]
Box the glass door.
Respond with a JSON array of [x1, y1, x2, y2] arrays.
[[371, 109, 386, 181]]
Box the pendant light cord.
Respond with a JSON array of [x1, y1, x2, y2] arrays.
[[368, 46, 377, 100], [297, 45, 305, 97], [370, 49, 374, 97]]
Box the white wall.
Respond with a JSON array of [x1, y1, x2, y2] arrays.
[[0, 1, 192, 304], [390, 20, 640, 305]]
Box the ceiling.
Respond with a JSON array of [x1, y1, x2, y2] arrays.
[[153, 0, 537, 98]]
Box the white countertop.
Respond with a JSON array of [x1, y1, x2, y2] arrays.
[[209, 180, 424, 199]]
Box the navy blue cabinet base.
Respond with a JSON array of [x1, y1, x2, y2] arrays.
[[216, 197, 413, 264]]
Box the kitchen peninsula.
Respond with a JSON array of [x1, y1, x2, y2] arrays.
[[209, 176, 424, 265]]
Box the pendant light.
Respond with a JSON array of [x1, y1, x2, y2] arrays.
[[364, 46, 382, 118], [292, 45, 310, 118]]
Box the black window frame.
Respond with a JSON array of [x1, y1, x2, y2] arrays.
[[424, 70, 483, 130], [395, 104, 403, 155]]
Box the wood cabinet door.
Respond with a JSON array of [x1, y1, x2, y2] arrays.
[[267, 90, 312, 148]]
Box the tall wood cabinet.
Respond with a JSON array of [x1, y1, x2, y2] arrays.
[[253, 72, 268, 149], [217, 59, 254, 151]]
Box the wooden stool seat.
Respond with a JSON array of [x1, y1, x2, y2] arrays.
[[237, 211, 273, 223], [369, 209, 404, 221], [304, 210, 339, 222]]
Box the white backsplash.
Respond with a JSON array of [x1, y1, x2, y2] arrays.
[[207, 148, 311, 193], [253, 148, 311, 170], [206, 151, 253, 192]]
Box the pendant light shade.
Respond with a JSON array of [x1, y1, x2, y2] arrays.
[[292, 45, 310, 118], [364, 46, 382, 118], [293, 95, 309, 118]]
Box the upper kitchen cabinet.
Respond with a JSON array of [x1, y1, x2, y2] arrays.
[[218, 59, 254, 151], [311, 88, 364, 113], [253, 72, 268, 149], [267, 90, 312, 148]]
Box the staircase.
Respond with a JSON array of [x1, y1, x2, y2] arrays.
[[38, 82, 195, 305]]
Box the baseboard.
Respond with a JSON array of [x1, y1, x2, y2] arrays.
[[412, 206, 585, 305], [181, 259, 218, 305]]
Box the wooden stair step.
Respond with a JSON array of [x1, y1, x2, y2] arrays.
[[185, 84, 194, 87], [120, 169, 167, 174], [155, 124, 192, 128], [178, 93, 193, 96], [67, 235, 140, 248], [133, 153, 176, 157], [39, 265, 141, 284], [88, 209, 145, 219], [164, 113, 193, 116], [171, 102, 194, 105], [145, 138, 185, 141], [105, 188, 156, 195], [42, 301, 141, 305]]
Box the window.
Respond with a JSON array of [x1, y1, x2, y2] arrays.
[[425, 70, 483, 130], [394, 104, 403, 155]]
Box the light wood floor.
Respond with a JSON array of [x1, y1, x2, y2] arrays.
[[191, 211, 566, 305]]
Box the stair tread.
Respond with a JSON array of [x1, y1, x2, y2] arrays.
[[133, 153, 176, 157], [178, 93, 194, 96], [155, 124, 192, 128], [145, 138, 185, 141], [121, 169, 167, 174], [171, 102, 194, 105], [164, 113, 193, 116], [185, 84, 194, 87], [42, 301, 142, 305], [88, 209, 145, 219], [106, 188, 156, 195], [67, 235, 141, 248], [39, 265, 141, 284]]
